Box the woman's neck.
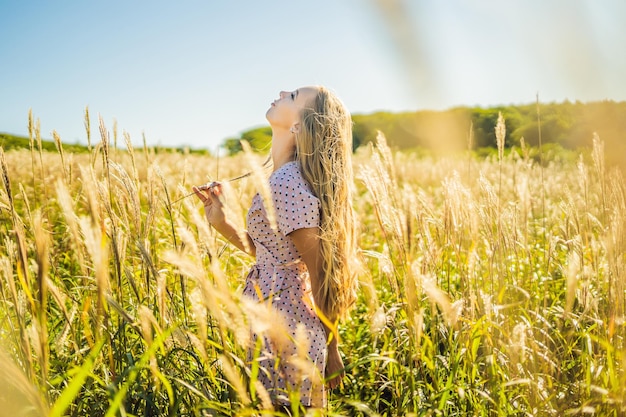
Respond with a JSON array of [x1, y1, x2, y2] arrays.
[[271, 130, 296, 171]]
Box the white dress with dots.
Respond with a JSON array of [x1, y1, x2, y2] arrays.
[[243, 161, 327, 407]]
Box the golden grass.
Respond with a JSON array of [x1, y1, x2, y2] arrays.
[[0, 119, 624, 415]]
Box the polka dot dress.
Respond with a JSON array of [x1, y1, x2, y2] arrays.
[[243, 161, 327, 407]]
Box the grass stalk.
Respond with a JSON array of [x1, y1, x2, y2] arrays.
[[32, 210, 50, 393], [28, 109, 37, 206], [84, 106, 92, 152], [536, 94, 546, 268], [98, 115, 122, 294], [35, 118, 46, 200], [52, 130, 69, 185]]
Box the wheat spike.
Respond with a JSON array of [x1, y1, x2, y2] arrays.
[[0, 147, 13, 207]]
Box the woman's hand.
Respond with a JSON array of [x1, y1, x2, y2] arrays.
[[193, 182, 256, 256], [325, 342, 344, 389], [193, 182, 225, 226]]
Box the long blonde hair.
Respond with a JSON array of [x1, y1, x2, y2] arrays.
[[296, 86, 358, 322]]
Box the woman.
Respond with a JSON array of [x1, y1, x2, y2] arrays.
[[193, 86, 358, 409]]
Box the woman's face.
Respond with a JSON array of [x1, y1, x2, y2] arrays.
[[266, 86, 318, 131]]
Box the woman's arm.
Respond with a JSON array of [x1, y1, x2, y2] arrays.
[[193, 184, 256, 256], [289, 227, 344, 389], [210, 218, 256, 256]]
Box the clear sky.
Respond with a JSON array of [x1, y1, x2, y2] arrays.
[[1, 0, 625, 151]]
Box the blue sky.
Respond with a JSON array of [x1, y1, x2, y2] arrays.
[[1, 0, 625, 150]]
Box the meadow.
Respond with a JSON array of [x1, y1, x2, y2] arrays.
[[0, 113, 625, 416]]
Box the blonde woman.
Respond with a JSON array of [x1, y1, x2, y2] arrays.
[[194, 86, 358, 409]]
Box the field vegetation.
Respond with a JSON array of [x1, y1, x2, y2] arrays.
[[0, 110, 625, 416]]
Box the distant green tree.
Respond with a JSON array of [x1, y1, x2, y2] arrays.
[[0, 132, 90, 153], [242, 126, 272, 152], [469, 107, 501, 148], [0, 133, 32, 150], [351, 114, 375, 149], [223, 126, 272, 155], [352, 112, 396, 148], [222, 137, 243, 154]]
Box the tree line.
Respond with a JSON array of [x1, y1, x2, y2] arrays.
[[3, 100, 624, 167], [223, 99, 626, 166]]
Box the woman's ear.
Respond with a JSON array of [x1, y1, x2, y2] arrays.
[[290, 122, 301, 134]]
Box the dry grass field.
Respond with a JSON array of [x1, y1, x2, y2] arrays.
[[0, 115, 624, 416]]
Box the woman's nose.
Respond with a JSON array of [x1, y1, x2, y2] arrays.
[[279, 91, 288, 99]]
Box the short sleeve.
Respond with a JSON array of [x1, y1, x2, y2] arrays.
[[270, 163, 321, 236]]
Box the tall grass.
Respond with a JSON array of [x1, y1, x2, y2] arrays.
[[0, 114, 624, 416]]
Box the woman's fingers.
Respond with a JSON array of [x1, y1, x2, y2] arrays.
[[192, 186, 210, 204], [194, 182, 227, 225], [193, 182, 222, 203], [208, 182, 222, 196]]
